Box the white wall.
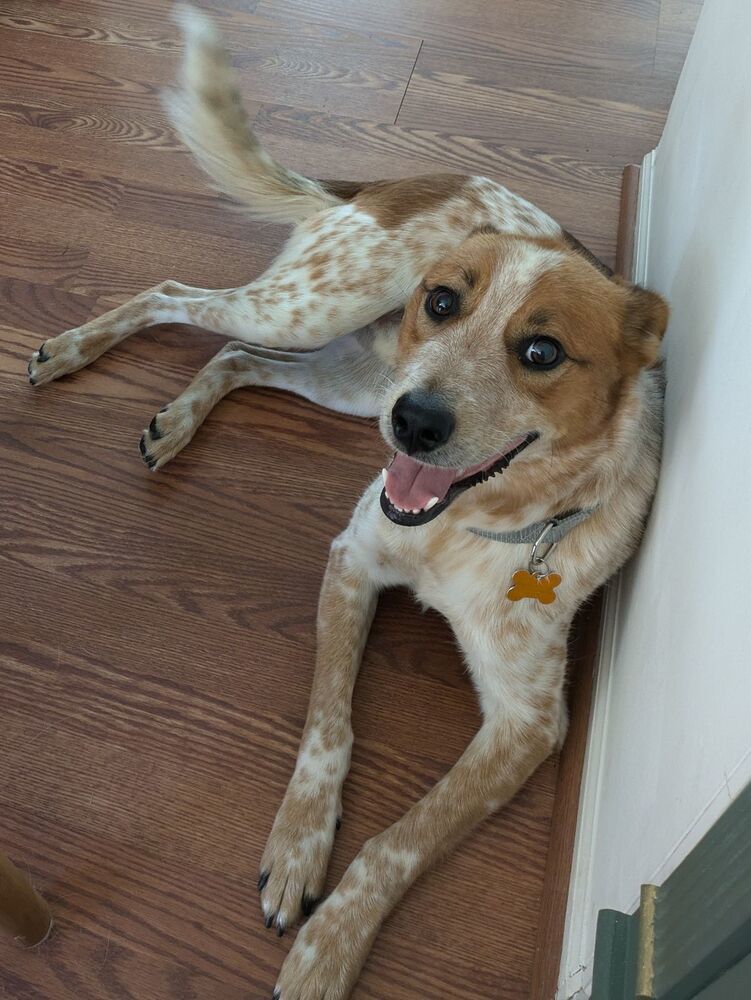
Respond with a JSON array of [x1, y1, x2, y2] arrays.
[[559, 1, 751, 995]]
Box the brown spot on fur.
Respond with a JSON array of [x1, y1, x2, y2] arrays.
[[318, 178, 372, 201], [353, 174, 468, 229], [304, 251, 331, 270]]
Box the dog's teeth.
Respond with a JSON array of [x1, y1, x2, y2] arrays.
[[382, 468, 388, 484], [412, 507, 420, 514], [425, 497, 440, 510]]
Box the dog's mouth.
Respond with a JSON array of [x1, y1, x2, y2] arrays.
[[380, 432, 539, 527]]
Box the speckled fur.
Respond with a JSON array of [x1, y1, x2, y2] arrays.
[[26, 8, 669, 999]]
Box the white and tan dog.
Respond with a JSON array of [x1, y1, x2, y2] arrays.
[[27, 7, 668, 998]]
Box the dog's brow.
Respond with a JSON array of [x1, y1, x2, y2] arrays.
[[459, 266, 476, 288], [528, 309, 550, 327]]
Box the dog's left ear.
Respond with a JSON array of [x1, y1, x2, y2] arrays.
[[620, 282, 669, 368]]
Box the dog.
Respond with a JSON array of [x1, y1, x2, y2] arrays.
[[27, 7, 668, 997]]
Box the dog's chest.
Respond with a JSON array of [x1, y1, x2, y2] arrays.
[[409, 532, 529, 620], [357, 486, 543, 619]]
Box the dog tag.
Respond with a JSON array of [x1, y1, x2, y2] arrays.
[[507, 569, 561, 605]]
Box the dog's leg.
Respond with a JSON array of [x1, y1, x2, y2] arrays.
[[27, 280, 234, 387], [139, 319, 397, 469], [27, 202, 416, 390], [258, 525, 380, 934], [272, 624, 565, 999]]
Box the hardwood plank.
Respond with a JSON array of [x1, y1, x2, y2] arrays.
[[0, 278, 99, 338], [0, 235, 90, 288], [0, 157, 125, 216], [0, 3, 421, 124], [5, 194, 280, 295], [258, 0, 662, 73], [397, 48, 674, 159], [0, 110, 217, 188], [0, 33, 178, 115]]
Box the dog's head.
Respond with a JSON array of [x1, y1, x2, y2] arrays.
[[380, 231, 668, 526]]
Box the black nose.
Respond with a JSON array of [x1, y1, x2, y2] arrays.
[[391, 391, 455, 455]]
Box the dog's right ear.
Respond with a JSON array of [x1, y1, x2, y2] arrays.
[[620, 282, 669, 368]]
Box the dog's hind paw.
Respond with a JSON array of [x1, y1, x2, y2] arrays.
[[27, 333, 84, 386], [139, 402, 199, 471]]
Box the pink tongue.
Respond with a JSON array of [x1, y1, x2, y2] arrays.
[[385, 452, 460, 510], [383, 435, 530, 511]]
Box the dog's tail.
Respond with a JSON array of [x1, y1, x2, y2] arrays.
[[166, 5, 345, 224]]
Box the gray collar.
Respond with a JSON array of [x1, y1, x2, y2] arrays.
[[468, 506, 597, 546]]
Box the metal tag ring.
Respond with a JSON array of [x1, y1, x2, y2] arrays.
[[528, 520, 559, 577]]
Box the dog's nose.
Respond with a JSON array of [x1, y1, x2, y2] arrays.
[[391, 392, 455, 455]]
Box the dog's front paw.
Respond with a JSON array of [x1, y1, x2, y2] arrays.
[[139, 401, 200, 471], [272, 893, 373, 1000], [258, 786, 341, 936], [27, 333, 84, 386]]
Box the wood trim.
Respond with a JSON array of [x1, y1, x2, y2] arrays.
[[529, 164, 641, 1000], [615, 164, 641, 279]]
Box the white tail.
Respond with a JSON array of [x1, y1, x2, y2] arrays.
[[166, 5, 345, 224]]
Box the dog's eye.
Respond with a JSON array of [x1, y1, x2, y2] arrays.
[[425, 287, 458, 320], [520, 336, 565, 370]]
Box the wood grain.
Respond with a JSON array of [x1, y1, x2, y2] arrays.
[[258, 0, 663, 73], [396, 50, 674, 158], [0, 0, 700, 997]]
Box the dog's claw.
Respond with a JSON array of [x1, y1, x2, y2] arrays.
[[258, 871, 270, 892], [264, 914, 274, 929], [149, 415, 163, 440], [37, 342, 50, 363], [335, 817, 342, 831], [273, 989, 281, 999], [139, 436, 157, 468], [302, 893, 319, 917]]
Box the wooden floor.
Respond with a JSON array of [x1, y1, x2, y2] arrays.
[[0, 1, 701, 997]]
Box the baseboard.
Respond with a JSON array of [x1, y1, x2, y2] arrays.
[[555, 152, 655, 1000], [632, 149, 656, 285]]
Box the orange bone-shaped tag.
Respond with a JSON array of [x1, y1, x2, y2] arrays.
[[507, 569, 562, 605]]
